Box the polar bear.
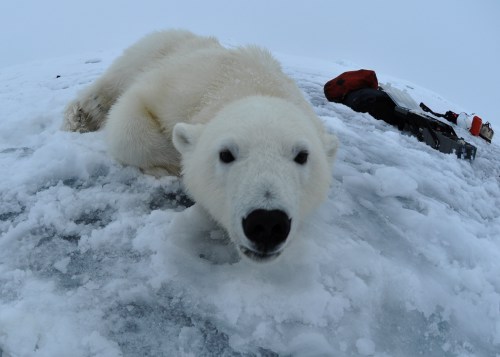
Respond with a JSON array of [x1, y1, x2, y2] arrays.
[[64, 30, 338, 262]]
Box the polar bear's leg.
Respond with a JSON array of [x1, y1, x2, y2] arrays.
[[105, 90, 180, 176], [63, 78, 119, 133]]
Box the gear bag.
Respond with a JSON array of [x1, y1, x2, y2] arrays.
[[324, 70, 477, 160], [324, 69, 378, 103]]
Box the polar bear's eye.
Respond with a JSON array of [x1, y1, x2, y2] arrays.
[[294, 150, 309, 165], [219, 149, 235, 164]]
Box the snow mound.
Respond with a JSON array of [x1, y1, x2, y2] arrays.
[[0, 53, 499, 357]]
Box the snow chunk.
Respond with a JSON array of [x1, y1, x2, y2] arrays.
[[343, 166, 418, 199], [53, 257, 71, 274], [288, 332, 333, 356], [374, 166, 418, 198], [356, 337, 376, 356]]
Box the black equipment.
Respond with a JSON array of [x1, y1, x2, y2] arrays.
[[342, 86, 477, 160]]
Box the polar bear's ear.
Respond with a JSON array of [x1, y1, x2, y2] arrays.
[[172, 123, 204, 154], [323, 132, 339, 161]]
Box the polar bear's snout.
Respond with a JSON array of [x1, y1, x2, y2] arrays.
[[242, 209, 291, 253]]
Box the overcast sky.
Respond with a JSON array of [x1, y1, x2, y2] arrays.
[[1, 0, 499, 127]]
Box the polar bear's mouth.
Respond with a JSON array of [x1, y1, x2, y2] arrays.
[[239, 245, 282, 262]]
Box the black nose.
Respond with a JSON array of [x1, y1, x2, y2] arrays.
[[242, 209, 291, 252]]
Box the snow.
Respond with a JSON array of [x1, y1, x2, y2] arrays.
[[0, 48, 499, 357]]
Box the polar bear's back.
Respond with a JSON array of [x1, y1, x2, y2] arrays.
[[206, 45, 315, 120], [103, 30, 222, 96], [126, 31, 315, 128]]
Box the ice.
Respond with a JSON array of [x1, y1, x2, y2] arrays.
[[0, 51, 499, 356]]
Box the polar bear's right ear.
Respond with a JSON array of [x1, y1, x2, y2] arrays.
[[172, 123, 204, 154]]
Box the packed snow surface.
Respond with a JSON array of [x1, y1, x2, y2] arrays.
[[0, 51, 499, 357]]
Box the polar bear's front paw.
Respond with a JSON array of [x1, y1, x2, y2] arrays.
[[62, 100, 102, 133], [63, 101, 91, 133]]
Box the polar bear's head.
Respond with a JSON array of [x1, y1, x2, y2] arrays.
[[173, 96, 338, 263]]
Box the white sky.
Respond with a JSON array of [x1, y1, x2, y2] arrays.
[[1, 0, 499, 127]]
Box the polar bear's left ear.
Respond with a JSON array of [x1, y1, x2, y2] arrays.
[[323, 132, 339, 161], [172, 123, 204, 154]]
